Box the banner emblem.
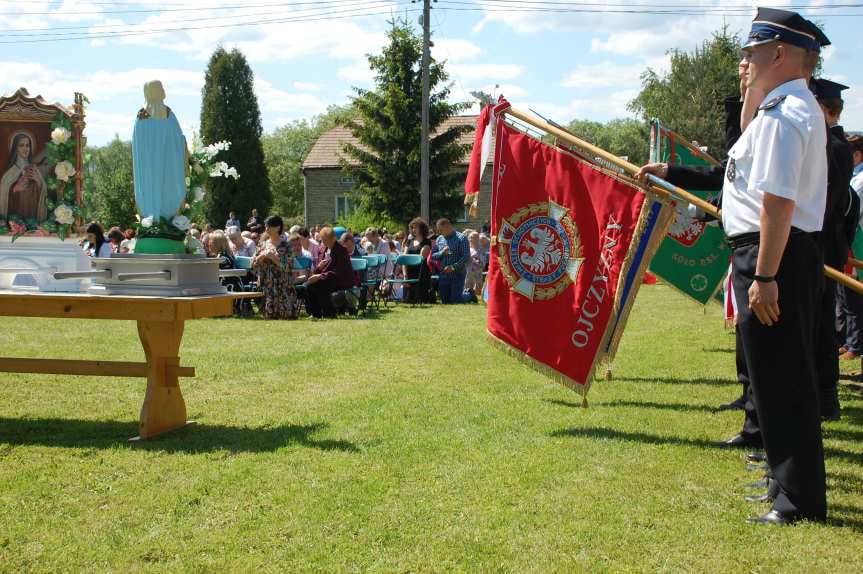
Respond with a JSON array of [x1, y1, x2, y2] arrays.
[[667, 202, 706, 247], [498, 201, 583, 301]]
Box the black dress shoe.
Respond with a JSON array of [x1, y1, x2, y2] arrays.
[[717, 394, 746, 411], [713, 433, 762, 449], [746, 509, 803, 525], [745, 493, 774, 503], [746, 451, 767, 463]]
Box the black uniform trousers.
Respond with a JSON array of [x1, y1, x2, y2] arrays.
[[736, 327, 761, 442], [837, 283, 863, 353], [816, 234, 847, 394], [732, 232, 826, 521]]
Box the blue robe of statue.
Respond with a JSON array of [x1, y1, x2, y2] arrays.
[[132, 111, 187, 221]]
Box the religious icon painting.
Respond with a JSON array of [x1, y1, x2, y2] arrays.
[[0, 88, 86, 238]]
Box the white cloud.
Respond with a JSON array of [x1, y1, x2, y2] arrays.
[[561, 62, 647, 89], [82, 109, 134, 143], [589, 17, 726, 61], [527, 90, 641, 124], [0, 62, 203, 104], [293, 82, 321, 92], [255, 77, 332, 120], [475, 1, 755, 64], [449, 63, 522, 82], [432, 38, 484, 63], [0, 62, 204, 143], [337, 60, 375, 84], [0, 0, 104, 29], [100, 6, 393, 63], [842, 86, 863, 132]]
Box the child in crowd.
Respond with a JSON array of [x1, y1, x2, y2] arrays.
[[463, 231, 484, 302]]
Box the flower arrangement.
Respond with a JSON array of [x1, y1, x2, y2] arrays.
[[0, 112, 88, 241], [132, 139, 239, 245]]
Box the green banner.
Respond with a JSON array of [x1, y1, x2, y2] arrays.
[[649, 120, 731, 305]]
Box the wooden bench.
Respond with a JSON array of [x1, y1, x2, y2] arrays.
[[0, 290, 258, 440]]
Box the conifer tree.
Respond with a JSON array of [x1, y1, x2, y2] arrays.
[[341, 19, 470, 225], [200, 47, 270, 227]]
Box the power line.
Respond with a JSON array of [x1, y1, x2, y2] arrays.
[[450, 0, 863, 7], [0, 0, 366, 16], [1, 1, 401, 36], [435, 2, 863, 16], [0, 5, 418, 43]]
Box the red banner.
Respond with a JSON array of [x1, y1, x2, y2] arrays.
[[487, 119, 653, 395]]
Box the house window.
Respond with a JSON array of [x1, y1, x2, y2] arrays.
[[457, 204, 470, 223], [335, 195, 356, 220]]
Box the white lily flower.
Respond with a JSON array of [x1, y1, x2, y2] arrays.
[[209, 161, 228, 178], [172, 215, 191, 231], [54, 160, 76, 182], [53, 204, 75, 225], [51, 127, 70, 145]]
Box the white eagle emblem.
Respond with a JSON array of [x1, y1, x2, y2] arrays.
[[520, 226, 563, 273]]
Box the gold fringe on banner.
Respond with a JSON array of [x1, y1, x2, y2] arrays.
[[465, 192, 479, 218], [486, 330, 589, 404], [603, 193, 676, 363]]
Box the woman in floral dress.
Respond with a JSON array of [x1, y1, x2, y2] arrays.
[[253, 215, 298, 319]]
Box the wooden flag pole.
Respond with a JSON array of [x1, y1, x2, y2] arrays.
[[504, 106, 863, 296], [848, 257, 863, 270]]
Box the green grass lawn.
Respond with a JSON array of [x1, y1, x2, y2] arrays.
[[1, 285, 862, 572]]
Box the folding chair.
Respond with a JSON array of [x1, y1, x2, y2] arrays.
[[387, 254, 424, 307], [293, 255, 313, 315], [348, 257, 369, 316], [362, 255, 382, 309]]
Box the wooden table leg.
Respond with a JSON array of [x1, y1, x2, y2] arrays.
[[133, 320, 190, 440]]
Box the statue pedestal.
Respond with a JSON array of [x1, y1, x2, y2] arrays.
[[0, 236, 91, 292]]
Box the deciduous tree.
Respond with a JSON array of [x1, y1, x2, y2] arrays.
[[88, 137, 136, 229], [629, 27, 741, 160]]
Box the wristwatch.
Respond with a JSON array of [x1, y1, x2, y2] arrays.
[[753, 274, 775, 283]]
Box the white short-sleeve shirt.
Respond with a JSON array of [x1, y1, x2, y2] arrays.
[[721, 78, 828, 237]]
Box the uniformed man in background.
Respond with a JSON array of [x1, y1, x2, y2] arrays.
[[810, 78, 856, 420], [637, 61, 763, 449], [721, 7, 829, 525]]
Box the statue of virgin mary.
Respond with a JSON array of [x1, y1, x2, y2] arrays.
[[132, 81, 187, 223]]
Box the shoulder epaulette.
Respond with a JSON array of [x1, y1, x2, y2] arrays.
[[758, 95, 787, 111]]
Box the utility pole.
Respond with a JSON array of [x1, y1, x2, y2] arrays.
[[419, 0, 431, 222]]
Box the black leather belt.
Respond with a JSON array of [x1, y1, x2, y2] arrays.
[[727, 227, 820, 249]]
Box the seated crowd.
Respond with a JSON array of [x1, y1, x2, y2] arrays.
[[80, 213, 493, 320]]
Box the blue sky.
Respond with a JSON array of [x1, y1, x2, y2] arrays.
[[2, 1, 861, 149]]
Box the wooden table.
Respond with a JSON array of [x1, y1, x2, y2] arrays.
[[0, 290, 259, 440]]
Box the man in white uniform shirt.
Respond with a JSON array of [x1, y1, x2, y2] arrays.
[[723, 7, 829, 525]]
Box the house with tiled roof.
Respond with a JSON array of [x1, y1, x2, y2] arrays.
[[301, 115, 492, 229]]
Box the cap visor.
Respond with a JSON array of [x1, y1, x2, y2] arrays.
[[742, 38, 778, 49]]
